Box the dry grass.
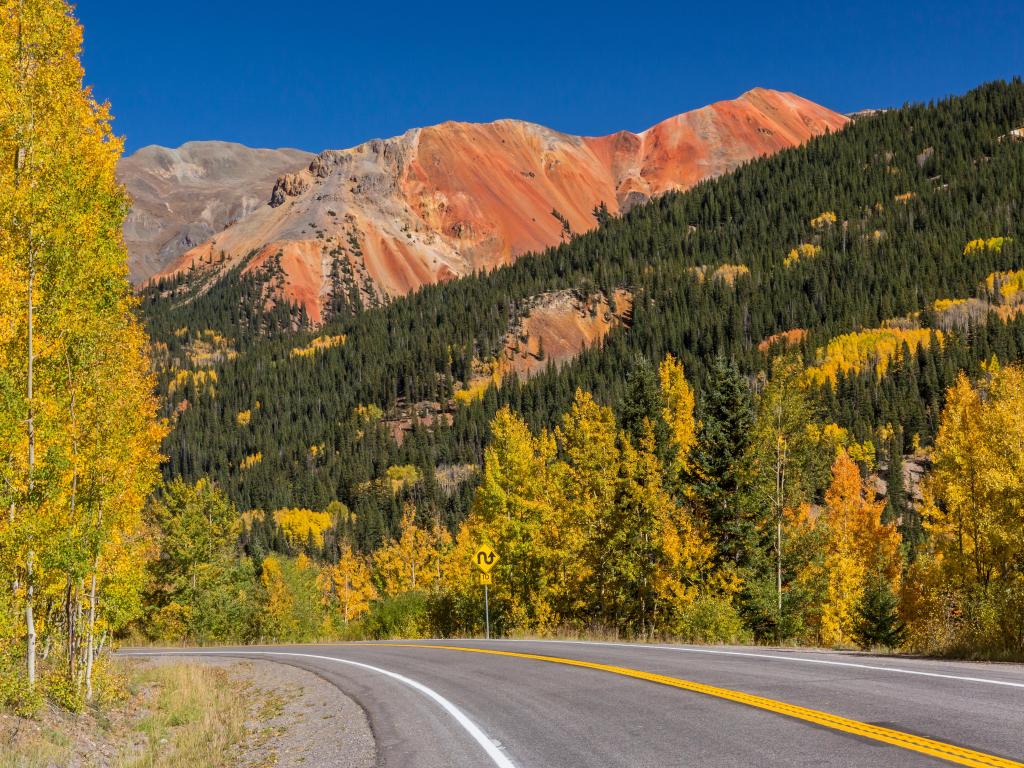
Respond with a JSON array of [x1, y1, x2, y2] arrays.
[[0, 721, 72, 768], [1, 661, 252, 768], [123, 664, 250, 768]]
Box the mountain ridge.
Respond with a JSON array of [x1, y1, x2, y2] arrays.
[[136, 88, 847, 320], [119, 141, 314, 283]]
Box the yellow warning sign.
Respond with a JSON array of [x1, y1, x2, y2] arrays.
[[474, 543, 498, 573], [479, 573, 492, 585]]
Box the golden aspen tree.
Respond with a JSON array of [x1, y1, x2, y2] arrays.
[[553, 389, 618, 623], [320, 546, 376, 626], [259, 556, 297, 641], [0, 0, 162, 692], [658, 354, 697, 475], [272, 508, 332, 550], [468, 406, 560, 631], [924, 367, 1024, 588], [916, 363, 1024, 655], [818, 449, 901, 646], [614, 423, 714, 635], [746, 356, 819, 619], [372, 504, 445, 596]]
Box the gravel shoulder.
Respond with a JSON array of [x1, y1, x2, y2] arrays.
[[155, 655, 377, 768]]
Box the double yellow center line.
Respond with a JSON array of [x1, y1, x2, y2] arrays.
[[370, 643, 1022, 768]]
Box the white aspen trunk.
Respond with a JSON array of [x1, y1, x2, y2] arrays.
[[26, 552, 35, 686], [85, 504, 102, 700], [65, 577, 75, 682], [75, 580, 85, 690], [25, 251, 36, 688], [16, 0, 38, 690], [85, 568, 98, 700], [776, 520, 783, 613]]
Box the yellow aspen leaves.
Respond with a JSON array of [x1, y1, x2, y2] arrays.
[[289, 334, 347, 358], [659, 354, 697, 475], [817, 450, 901, 646], [319, 546, 376, 626], [984, 269, 1024, 301], [372, 505, 449, 596], [239, 453, 263, 470], [383, 465, 422, 494], [810, 211, 837, 228], [273, 508, 333, 549], [688, 264, 750, 285], [784, 243, 822, 267], [806, 328, 940, 385], [964, 236, 1013, 255]]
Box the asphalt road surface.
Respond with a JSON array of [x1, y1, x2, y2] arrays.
[[124, 639, 1024, 767]]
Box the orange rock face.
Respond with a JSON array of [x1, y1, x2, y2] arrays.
[[157, 89, 847, 323], [501, 289, 634, 380]]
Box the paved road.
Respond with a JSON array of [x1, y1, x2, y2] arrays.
[[124, 639, 1024, 767]]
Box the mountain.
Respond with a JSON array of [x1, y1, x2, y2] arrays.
[[150, 89, 847, 322], [118, 141, 313, 284], [145, 80, 1024, 518]]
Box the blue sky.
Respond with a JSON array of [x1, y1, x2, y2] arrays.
[[78, 1, 1024, 154]]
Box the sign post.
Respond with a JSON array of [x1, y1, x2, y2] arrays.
[[474, 544, 498, 639]]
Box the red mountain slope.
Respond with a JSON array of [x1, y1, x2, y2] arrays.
[[157, 89, 847, 322]]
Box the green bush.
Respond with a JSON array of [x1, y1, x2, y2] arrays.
[[674, 596, 751, 644], [43, 670, 82, 714], [358, 592, 430, 639]]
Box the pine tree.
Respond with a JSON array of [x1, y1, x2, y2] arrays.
[[884, 429, 907, 526], [690, 355, 754, 567], [620, 356, 673, 466], [854, 576, 907, 650]]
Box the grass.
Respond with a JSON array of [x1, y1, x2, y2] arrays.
[[0, 723, 71, 768], [1, 661, 253, 768], [123, 663, 250, 768]]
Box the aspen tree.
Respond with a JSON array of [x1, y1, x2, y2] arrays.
[[0, 0, 161, 692]]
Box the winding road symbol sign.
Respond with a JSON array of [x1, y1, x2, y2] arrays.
[[475, 544, 498, 573]]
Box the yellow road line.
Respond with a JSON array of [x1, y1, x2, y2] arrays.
[[367, 643, 1022, 768]]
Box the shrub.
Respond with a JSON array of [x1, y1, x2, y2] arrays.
[[358, 592, 430, 639], [673, 596, 751, 644]]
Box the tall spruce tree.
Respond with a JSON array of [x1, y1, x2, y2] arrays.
[[884, 428, 907, 526], [689, 355, 755, 566], [620, 356, 674, 465]]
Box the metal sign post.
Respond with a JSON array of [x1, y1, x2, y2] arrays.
[[484, 581, 490, 639]]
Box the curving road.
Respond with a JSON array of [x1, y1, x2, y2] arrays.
[[123, 639, 1024, 767]]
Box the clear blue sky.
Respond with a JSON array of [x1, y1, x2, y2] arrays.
[[77, 0, 1024, 154]]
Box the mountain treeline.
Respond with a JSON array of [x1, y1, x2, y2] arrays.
[[144, 353, 1024, 661], [143, 78, 1024, 536]]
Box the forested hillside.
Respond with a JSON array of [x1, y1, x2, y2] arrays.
[[142, 79, 1024, 542]]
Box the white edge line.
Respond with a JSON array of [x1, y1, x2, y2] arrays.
[[503, 639, 1024, 690], [123, 650, 517, 768]]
